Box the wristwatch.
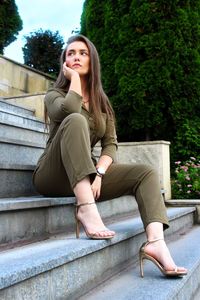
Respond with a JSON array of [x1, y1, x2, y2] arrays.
[[96, 167, 106, 177]]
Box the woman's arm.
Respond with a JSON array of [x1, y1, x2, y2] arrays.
[[63, 62, 82, 96], [91, 117, 118, 200], [96, 155, 113, 173], [91, 155, 113, 200], [100, 117, 118, 162], [45, 63, 83, 122], [45, 90, 82, 122]]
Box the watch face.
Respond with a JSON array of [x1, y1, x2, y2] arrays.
[[97, 167, 105, 175]]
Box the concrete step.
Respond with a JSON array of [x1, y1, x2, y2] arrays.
[[0, 112, 46, 146], [0, 207, 196, 299], [0, 138, 44, 166], [0, 96, 46, 197], [0, 108, 45, 130], [0, 123, 46, 147], [0, 96, 47, 147], [0, 98, 35, 117], [0, 130, 45, 199], [80, 225, 200, 300], [0, 163, 37, 198], [0, 195, 137, 248], [4, 93, 45, 120]]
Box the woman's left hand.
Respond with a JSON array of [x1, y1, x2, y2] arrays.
[[91, 175, 102, 200]]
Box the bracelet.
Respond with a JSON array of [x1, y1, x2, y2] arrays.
[[96, 171, 103, 178], [96, 167, 105, 177]]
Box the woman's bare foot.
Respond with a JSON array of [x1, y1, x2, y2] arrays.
[[145, 239, 187, 273], [77, 203, 115, 238]]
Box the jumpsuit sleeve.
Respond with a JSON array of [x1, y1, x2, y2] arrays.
[[45, 89, 83, 122], [100, 117, 118, 162]]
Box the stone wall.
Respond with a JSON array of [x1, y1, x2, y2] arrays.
[[94, 140, 171, 200], [0, 55, 54, 96]]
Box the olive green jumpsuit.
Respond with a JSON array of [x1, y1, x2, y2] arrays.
[[33, 88, 169, 229]]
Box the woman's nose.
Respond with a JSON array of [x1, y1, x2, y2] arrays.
[[74, 53, 80, 61]]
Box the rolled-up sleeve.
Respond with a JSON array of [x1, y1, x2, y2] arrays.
[[101, 117, 118, 162], [45, 89, 83, 122]]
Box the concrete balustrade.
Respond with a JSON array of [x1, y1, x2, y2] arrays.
[[94, 140, 171, 200], [0, 55, 54, 97]]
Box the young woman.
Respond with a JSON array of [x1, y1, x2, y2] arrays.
[[33, 34, 187, 277]]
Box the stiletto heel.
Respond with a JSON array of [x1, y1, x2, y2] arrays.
[[74, 202, 115, 240], [139, 251, 144, 278], [75, 215, 80, 238], [139, 238, 187, 277]]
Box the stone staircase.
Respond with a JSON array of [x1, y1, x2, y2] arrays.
[[0, 98, 46, 197], [0, 98, 200, 300]]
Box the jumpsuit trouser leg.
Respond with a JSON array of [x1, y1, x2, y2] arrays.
[[33, 113, 97, 195], [100, 164, 169, 229], [33, 113, 169, 230]]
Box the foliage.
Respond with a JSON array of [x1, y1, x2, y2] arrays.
[[172, 118, 200, 163], [81, 0, 200, 164], [171, 157, 200, 199], [0, 0, 22, 54], [22, 29, 64, 76]]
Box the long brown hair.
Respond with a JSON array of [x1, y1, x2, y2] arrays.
[[53, 34, 115, 126]]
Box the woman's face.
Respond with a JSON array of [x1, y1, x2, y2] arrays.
[[65, 41, 90, 76]]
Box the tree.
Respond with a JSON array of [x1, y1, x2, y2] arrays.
[[22, 29, 64, 76], [0, 0, 22, 54], [81, 0, 200, 163]]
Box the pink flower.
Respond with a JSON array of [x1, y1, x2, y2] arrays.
[[187, 184, 192, 187], [180, 166, 188, 172], [190, 157, 196, 161], [187, 190, 191, 193], [175, 161, 181, 165], [186, 176, 190, 181]]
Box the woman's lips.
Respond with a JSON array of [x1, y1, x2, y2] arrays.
[[72, 64, 81, 68]]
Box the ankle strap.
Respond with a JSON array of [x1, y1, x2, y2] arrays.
[[147, 238, 164, 244], [75, 201, 95, 207]]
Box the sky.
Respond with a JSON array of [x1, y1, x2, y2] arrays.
[[4, 0, 85, 63]]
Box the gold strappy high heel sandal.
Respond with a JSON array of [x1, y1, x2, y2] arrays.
[[75, 202, 115, 240], [139, 238, 187, 277]]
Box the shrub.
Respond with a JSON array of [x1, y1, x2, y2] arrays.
[[171, 157, 200, 199]]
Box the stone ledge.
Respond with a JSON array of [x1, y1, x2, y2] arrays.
[[119, 140, 170, 146], [166, 199, 200, 206], [166, 200, 200, 225], [0, 196, 75, 211]]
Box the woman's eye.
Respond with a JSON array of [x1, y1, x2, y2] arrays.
[[81, 52, 88, 56]]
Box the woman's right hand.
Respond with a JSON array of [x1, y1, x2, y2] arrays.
[[63, 62, 79, 81], [63, 62, 82, 96]]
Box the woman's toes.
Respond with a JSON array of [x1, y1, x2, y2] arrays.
[[177, 267, 187, 273]]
